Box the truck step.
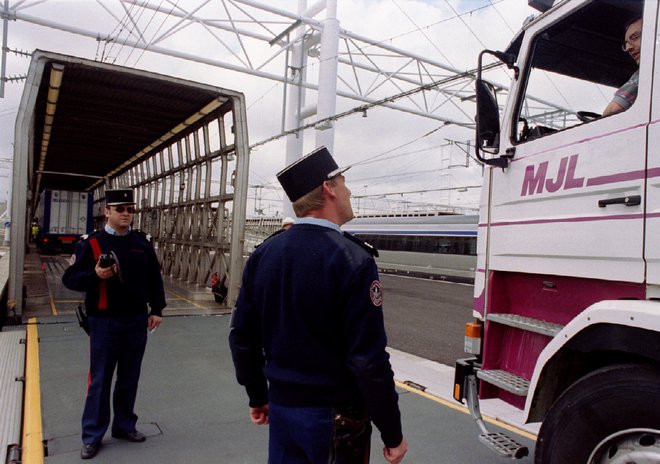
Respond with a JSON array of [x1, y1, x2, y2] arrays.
[[487, 313, 564, 337], [476, 369, 529, 396], [479, 432, 529, 459]]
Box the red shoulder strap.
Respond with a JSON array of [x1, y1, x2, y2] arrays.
[[88, 238, 107, 311]]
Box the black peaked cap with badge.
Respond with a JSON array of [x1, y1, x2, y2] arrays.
[[277, 146, 350, 202], [105, 189, 135, 205]]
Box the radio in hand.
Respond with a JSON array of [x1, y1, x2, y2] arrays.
[[98, 253, 116, 268]]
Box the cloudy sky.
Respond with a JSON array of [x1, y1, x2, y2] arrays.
[[0, 0, 540, 215]]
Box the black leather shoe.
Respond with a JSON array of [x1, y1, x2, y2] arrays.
[[81, 443, 101, 459], [112, 430, 146, 442]]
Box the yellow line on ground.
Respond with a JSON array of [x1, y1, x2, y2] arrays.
[[45, 278, 58, 316], [39, 259, 59, 316], [395, 380, 538, 442], [164, 288, 208, 310], [23, 317, 44, 463]]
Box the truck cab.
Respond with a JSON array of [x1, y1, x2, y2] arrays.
[[454, 0, 660, 462]]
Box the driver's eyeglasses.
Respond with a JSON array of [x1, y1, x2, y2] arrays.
[[112, 205, 136, 214], [622, 31, 641, 51]]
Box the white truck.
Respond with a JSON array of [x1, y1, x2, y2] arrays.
[[453, 0, 660, 462], [35, 189, 94, 253]]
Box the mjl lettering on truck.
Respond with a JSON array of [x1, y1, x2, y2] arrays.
[[453, 0, 660, 463], [521, 154, 585, 196]]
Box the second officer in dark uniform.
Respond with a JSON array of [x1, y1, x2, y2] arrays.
[[62, 189, 166, 460], [229, 147, 408, 464]]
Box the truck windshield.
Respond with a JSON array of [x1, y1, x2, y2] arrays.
[[514, 0, 643, 143]]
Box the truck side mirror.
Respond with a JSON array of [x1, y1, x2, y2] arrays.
[[476, 79, 500, 151], [474, 49, 516, 169]]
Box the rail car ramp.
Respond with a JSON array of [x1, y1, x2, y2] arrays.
[[0, 326, 26, 464]]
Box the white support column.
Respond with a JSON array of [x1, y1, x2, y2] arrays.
[[314, 0, 338, 153], [1, 0, 8, 98], [283, 0, 308, 218]]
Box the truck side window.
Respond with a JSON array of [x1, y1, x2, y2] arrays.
[[514, 0, 643, 144]]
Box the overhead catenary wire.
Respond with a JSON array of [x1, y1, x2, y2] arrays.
[[110, 0, 150, 64], [249, 61, 498, 151], [487, 0, 517, 34], [131, 0, 184, 68], [351, 168, 450, 185], [349, 139, 474, 184], [100, 1, 139, 62], [350, 0, 506, 56], [247, 81, 281, 110], [352, 183, 481, 198], [443, 0, 488, 50], [351, 125, 447, 167], [122, 0, 174, 68], [390, 0, 455, 68]]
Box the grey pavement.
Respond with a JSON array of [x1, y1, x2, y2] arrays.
[[25, 253, 537, 462], [36, 315, 536, 464]]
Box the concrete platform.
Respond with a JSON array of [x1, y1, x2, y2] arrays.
[[15, 252, 537, 462], [34, 315, 536, 463]]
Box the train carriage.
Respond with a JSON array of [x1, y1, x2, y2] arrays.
[[343, 213, 478, 283]]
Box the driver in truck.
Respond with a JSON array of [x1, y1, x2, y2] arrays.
[[603, 17, 642, 117]]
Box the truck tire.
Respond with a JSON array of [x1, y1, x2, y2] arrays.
[[535, 363, 660, 464]]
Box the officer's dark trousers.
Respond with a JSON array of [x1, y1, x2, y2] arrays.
[[268, 404, 333, 464], [82, 314, 148, 444]]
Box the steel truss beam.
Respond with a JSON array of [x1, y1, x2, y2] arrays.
[[1, 0, 484, 127], [2, 0, 573, 131]]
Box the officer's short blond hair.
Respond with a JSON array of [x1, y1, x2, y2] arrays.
[[292, 178, 337, 217]]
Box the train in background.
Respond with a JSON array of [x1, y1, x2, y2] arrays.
[[343, 213, 478, 283]]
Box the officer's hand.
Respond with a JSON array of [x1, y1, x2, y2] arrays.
[[148, 315, 162, 331], [250, 405, 269, 425], [383, 438, 408, 464], [95, 262, 115, 280]]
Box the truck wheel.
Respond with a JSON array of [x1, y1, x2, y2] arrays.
[[534, 363, 660, 464]]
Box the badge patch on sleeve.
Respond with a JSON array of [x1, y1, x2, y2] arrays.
[[370, 280, 383, 307]]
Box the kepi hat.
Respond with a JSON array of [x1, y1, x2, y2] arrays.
[[105, 189, 135, 206], [277, 146, 350, 202]]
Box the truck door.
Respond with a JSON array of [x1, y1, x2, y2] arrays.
[[647, 6, 660, 288], [488, 0, 653, 288]]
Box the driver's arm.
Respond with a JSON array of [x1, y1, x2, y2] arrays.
[[603, 70, 638, 117], [603, 100, 625, 117]]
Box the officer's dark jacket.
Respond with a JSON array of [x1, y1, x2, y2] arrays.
[[62, 229, 166, 317], [229, 223, 403, 448]]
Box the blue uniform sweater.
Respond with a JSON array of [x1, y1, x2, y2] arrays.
[[229, 223, 403, 448], [62, 230, 166, 317]]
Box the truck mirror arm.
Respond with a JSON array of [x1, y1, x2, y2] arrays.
[[485, 50, 519, 78], [474, 50, 518, 170]]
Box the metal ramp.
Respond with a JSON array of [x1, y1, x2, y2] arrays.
[[0, 327, 26, 464]]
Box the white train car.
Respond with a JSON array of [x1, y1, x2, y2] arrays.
[[343, 213, 478, 283]]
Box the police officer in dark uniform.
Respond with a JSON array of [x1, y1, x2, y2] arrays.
[[62, 189, 166, 460], [229, 147, 408, 464]]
